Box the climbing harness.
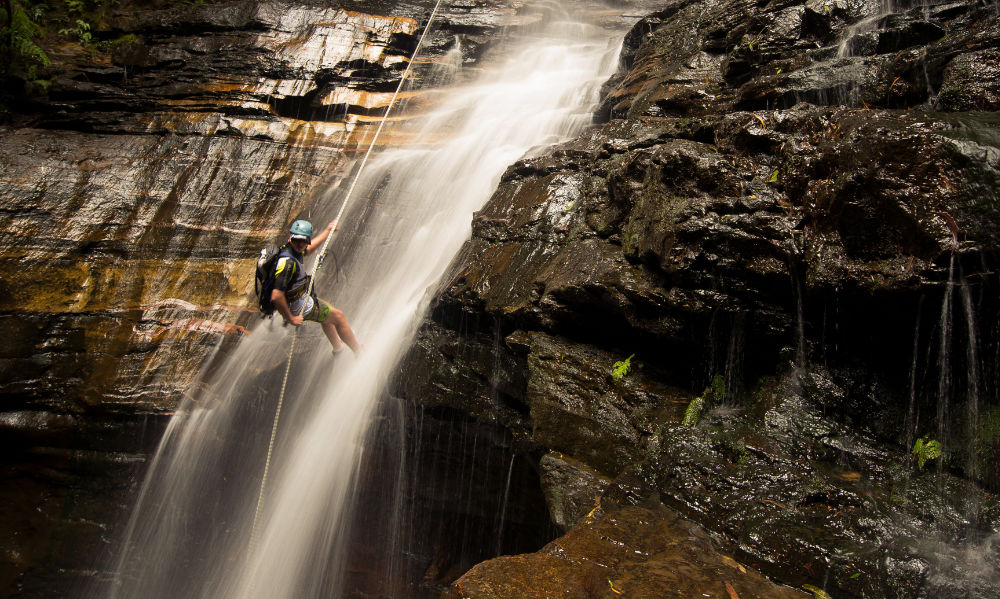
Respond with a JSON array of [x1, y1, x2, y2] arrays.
[[248, 0, 446, 556]]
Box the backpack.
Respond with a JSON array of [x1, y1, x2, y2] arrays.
[[254, 245, 285, 316]]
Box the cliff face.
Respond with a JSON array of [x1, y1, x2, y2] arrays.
[[396, 0, 1000, 596], [1, 2, 427, 417], [0, 0, 565, 594], [4, 0, 1000, 596]]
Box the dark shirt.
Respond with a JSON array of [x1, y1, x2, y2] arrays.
[[272, 244, 309, 299]]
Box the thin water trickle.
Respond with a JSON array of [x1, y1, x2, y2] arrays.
[[836, 0, 916, 59], [792, 265, 808, 391], [960, 270, 982, 483], [936, 254, 956, 458], [723, 312, 745, 403], [906, 294, 924, 450], [105, 6, 629, 599], [494, 453, 517, 556]]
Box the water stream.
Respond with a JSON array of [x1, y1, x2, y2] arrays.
[[105, 5, 627, 598]]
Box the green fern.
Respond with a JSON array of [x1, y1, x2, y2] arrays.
[[611, 354, 634, 384], [2, 0, 51, 79], [912, 437, 942, 469], [58, 17, 91, 44]]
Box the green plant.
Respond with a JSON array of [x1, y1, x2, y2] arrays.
[[58, 17, 89, 43], [683, 375, 726, 426], [97, 31, 135, 52], [682, 395, 704, 426], [912, 436, 942, 469], [709, 373, 725, 401], [1, 0, 51, 79], [977, 407, 1000, 445], [622, 230, 639, 257], [611, 354, 634, 384], [802, 584, 833, 599]]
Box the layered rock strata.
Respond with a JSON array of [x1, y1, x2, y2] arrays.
[[1, 0, 561, 594]]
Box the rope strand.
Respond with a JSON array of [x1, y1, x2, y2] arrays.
[[248, 0, 445, 559], [311, 0, 445, 284]]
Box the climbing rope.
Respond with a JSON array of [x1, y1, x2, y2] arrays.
[[248, 0, 445, 557]]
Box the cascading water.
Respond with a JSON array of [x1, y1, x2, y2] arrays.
[[104, 4, 628, 598]]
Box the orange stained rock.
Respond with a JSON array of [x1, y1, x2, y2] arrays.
[[144, 110, 355, 149], [157, 318, 249, 336], [320, 88, 422, 110], [340, 123, 452, 150], [0, 255, 257, 313], [338, 10, 417, 34], [445, 506, 811, 599], [68, 309, 246, 410]]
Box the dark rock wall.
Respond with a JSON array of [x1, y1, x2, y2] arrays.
[[394, 0, 1000, 597], [1, 0, 553, 595], [3, 0, 1000, 596]]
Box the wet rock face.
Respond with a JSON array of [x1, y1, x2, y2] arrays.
[[343, 399, 560, 598], [396, 0, 1000, 597], [599, 0, 1000, 117], [1, 2, 431, 420], [2, 0, 576, 418], [2, 0, 554, 595], [442, 505, 810, 599], [612, 373, 1000, 599]]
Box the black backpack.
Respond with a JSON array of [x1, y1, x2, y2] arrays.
[[254, 245, 286, 316]]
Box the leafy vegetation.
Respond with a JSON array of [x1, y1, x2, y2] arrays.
[[682, 395, 704, 426], [912, 436, 942, 469], [2, 1, 202, 89], [1, 0, 175, 117], [682, 375, 726, 427], [802, 584, 834, 599], [611, 354, 634, 384], [58, 17, 91, 44], [709, 373, 725, 403], [1, 0, 51, 80]]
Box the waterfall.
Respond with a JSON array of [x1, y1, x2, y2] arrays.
[[105, 5, 627, 598]]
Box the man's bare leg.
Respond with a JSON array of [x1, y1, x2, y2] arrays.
[[321, 321, 346, 353], [328, 307, 361, 353]]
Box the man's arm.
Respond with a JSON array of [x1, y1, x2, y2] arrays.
[[271, 289, 304, 326], [306, 219, 338, 254]]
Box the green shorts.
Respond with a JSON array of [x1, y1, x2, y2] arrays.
[[303, 296, 332, 323]]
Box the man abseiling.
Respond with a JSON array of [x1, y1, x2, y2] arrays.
[[271, 219, 361, 355]]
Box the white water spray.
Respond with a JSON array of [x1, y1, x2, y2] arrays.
[[106, 6, 627, 599]]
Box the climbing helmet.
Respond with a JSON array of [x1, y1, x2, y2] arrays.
[[289, 219, 313, 242]]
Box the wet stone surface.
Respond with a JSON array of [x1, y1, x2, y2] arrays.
[[1, 0, 566, 595], [397, 0, 1000, 596], [442, 505, 810, 599], [3, 0, 1000, 596]]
